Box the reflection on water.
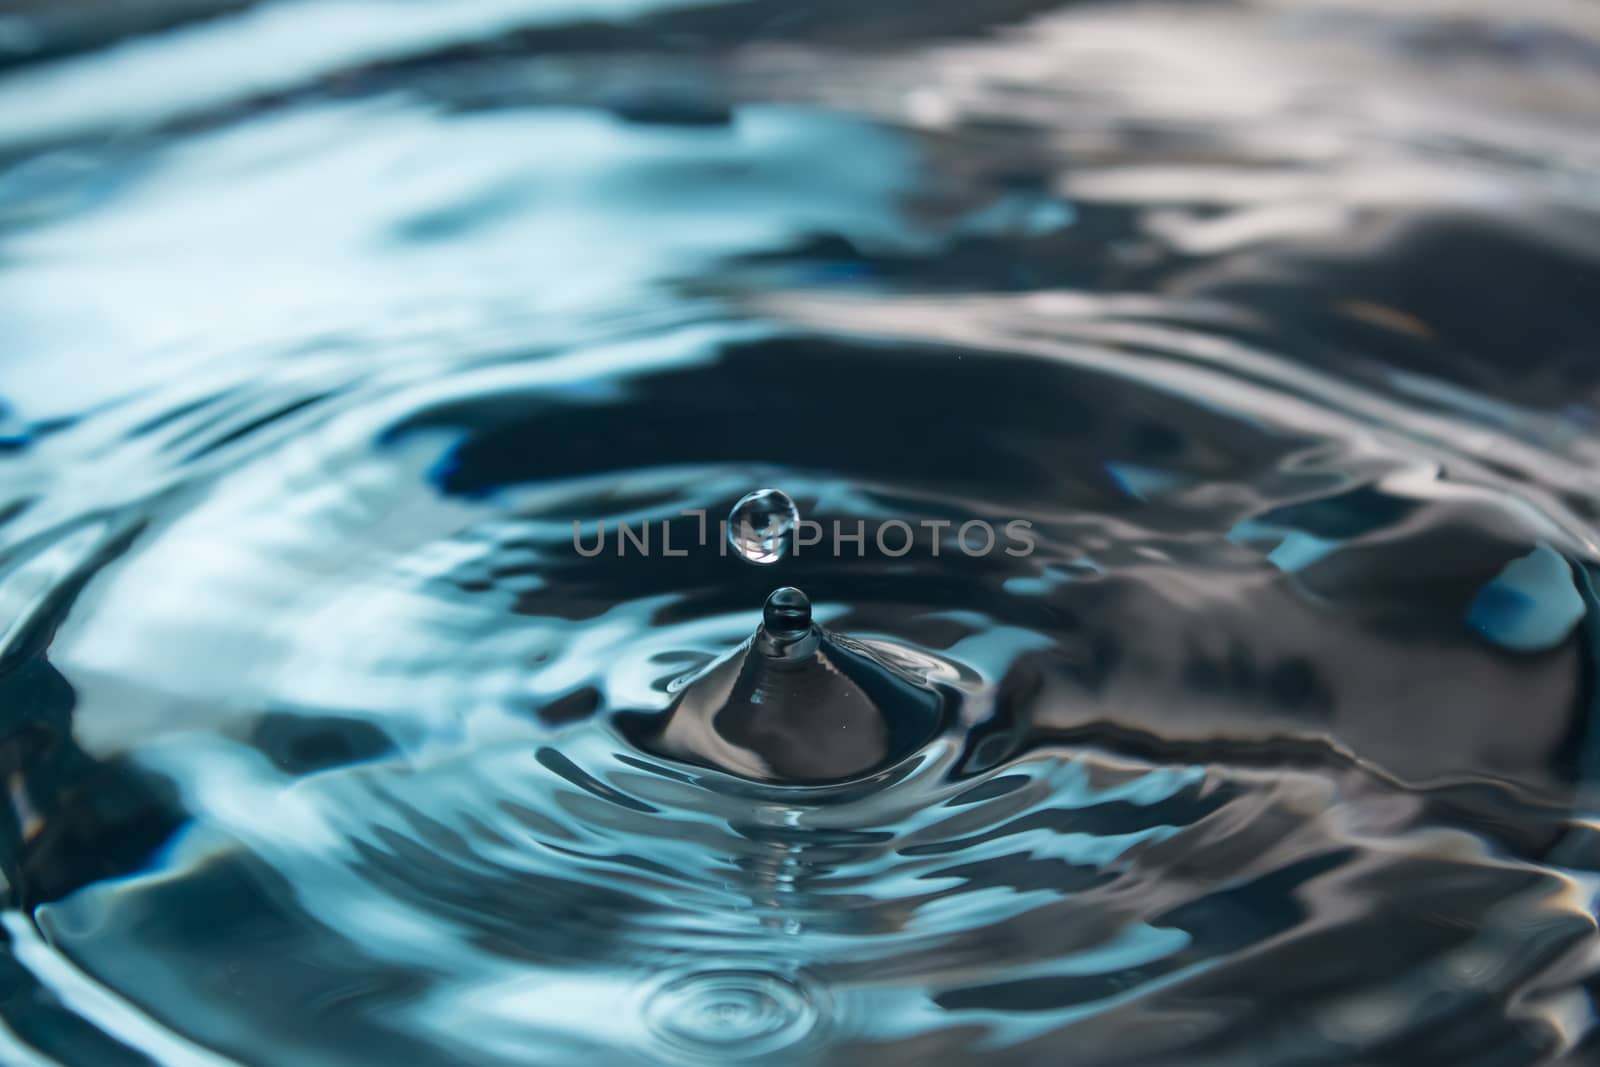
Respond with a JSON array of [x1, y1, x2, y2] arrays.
[[2, 0, 1600, 1064]]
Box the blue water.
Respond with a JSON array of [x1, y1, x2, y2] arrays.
[[2, 1, 1600, 1064]]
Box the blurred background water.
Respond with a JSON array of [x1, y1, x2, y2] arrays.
[[2, 0, 1600, 1063]]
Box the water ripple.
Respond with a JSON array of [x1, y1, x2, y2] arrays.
[[2, 1, 1600, 1064]]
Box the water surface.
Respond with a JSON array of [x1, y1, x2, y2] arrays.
[[2, 1, 1600, 1064]]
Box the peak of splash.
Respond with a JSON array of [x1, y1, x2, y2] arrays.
[[619, 588, 956, 785]]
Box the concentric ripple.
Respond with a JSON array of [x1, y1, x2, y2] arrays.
[[2, 1, 1600, 1066], [643, 969, 823, 1060]]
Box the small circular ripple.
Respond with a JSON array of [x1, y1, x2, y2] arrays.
[[643, 968, 823, 1061]]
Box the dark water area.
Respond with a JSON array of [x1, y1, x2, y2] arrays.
[[2, 1, 1600, 1064]]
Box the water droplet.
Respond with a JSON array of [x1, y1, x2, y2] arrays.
[[727, 489, 799, 565], [757, 586, 817, 659], [762, 586, 812, 639], [643, 969, 820, 1060]]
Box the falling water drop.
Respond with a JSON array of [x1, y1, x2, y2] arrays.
[[727, 489, 799, 565]]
